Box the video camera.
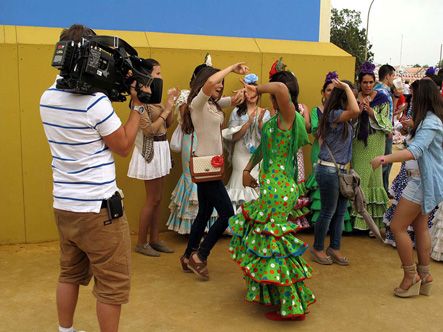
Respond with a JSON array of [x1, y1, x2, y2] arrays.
[[51, 35, 162, 103]]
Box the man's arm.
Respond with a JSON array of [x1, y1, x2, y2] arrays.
[[103, 110, 141, 157], [102, 84, 144, 157]]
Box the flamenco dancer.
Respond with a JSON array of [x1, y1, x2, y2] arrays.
[[228, 71, 315, 321]]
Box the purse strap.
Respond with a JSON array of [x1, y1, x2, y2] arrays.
[[189, 127, 223, 158], [190, 130, 195, 157], [324, 141, 343, 173]]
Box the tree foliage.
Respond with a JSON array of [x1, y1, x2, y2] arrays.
[[330, 8, 374, 72]]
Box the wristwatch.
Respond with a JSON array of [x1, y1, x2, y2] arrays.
[[132, 105, 145, 114]]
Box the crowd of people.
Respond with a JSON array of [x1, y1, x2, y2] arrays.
[[40, 25, 443, 331]]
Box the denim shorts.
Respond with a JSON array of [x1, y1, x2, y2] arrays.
[[402, 176, 423, 205]]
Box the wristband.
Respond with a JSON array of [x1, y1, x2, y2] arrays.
[[132, 105, 145, 115]]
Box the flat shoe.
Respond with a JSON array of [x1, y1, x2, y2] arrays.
[[309, 248, 332, 265], [265, 311, 306, 321], [135, 243, 160, 257], [150, 241, 174, 253], [326, 247, 349, 266]]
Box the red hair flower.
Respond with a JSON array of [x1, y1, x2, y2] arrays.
[[211, 155, 224, 168], [269, 57, 287, 78]]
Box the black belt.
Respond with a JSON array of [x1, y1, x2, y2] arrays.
[[101, 200, 107, 209], [153, 134, 167, 141]]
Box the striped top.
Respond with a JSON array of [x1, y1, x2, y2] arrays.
[[40, 81, 122, 213]]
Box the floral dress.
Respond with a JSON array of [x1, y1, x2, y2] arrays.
[[352, 92, 392, 230], [228, 114, 315, 318], [222, 108, 271, 213]]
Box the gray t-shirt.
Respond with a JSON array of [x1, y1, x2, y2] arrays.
[[318, 109, 353, 164]]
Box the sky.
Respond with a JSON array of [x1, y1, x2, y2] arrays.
[[331, 0, 443, 67]]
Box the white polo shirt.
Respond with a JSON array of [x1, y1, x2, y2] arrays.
[[40, 81, 122, 213]]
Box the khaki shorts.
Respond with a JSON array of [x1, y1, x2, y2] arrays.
[[54, 208, 131, 305]]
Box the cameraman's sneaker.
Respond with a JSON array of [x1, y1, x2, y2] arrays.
[[135, 243, 160, 257]]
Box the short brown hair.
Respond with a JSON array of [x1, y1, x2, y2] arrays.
[[59, 24, 96, 42]]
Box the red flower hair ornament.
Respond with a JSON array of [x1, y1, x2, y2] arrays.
[[269, 57, 287, 78]]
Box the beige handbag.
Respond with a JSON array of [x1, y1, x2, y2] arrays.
[[324, 142, 359, 199], [189, 132, 224, 183]]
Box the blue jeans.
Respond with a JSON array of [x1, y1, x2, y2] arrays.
[[313, 164, 349, 251]]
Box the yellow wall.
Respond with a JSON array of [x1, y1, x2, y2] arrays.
[[0, 25, 354, 244]]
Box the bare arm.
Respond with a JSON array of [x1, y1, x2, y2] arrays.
[[202, 63, 249, 96], [142, 88, 179, 134], [254, 82, 295, 129], [371, 149, 414, 170], [360, 97, 376, 120], [335, 79, 360, 123], [300, 104, 311, 133], [232, 119, 253, 142], [103, 98, 141, 157], [165, 107, 174, 128], [257, 108, 268, 130]]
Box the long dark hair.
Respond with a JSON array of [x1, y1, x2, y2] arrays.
[[145, 58, 160, 68], [236, 82, 259, 116], [406, 80, 420, 110], [261, 71, 302, 178], [411, 79, 443, 138], [317, 80, 354, 141], [182, 66, 221, 134], [355, 72, 376, 146], [270, 71, 300, 112]]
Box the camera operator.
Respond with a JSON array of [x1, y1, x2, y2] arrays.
[[40, 24, 147, 332]]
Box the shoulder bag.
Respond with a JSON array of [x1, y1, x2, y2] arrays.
[[324, 142, 360, 200], [189, 132, 224, 183]]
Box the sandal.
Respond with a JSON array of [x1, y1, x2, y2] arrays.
[[326, 247, 349, 266], [180, 255, 192, 273], [417, 264, 433, 296], [309, 248, 333, 265], [187, 251, 209, 281], [394, 264, 421, 298]]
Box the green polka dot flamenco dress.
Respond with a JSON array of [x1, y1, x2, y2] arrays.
[[228, 115, 315, 320]]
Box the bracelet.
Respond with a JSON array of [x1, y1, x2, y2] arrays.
[[159, 115, 166, 122], [243, 169, 251, 173]]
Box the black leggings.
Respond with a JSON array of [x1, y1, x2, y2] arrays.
[[184, 180, 234, 261]]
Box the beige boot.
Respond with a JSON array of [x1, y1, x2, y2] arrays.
[[417, 264, 433, 296], [394, 264, 421, 298]]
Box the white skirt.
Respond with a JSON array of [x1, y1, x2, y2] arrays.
[[127, 141, 172, 180]]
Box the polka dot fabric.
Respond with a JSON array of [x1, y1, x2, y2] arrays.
[[229, 124, 315, 318]]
